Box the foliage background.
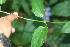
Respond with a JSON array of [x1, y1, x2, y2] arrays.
[[0, 0, 70, 47]]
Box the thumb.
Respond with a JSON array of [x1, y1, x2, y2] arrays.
[[6, 12, 18, 22]]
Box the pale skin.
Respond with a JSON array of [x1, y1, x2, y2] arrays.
[[0, 12, 18, 47]]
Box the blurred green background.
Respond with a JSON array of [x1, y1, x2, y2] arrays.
[[0, 0, 70, 47]]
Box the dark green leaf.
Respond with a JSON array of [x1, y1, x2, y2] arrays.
[[31, 26, 48, 47], [24, 21, 36, 32], [51, 1, 70, 17], [22, 32, 33, 45], [21, 0, 32, 16], [31, 0, 45, 17], [64, 0, 70, 1], [11, 33, 22, 45], [61, 21, 70, 33], [50, 0, 58, 4], [51, 20, 65, 40], [12, 0, 19, 12], [12, 21, 24, 32]]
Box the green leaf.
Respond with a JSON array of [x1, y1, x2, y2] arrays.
[[11, 32, 22, 45], [53, 19, 65, 33], [21, 0, 32, 16], [61, 21, 70, 33], [12, 0, 19, 12], [31, 0, 45, 17], [22, 32, 33, 45], [50, 0, 58, 4], [51, 21, 65, 40], [24, 21, 36, 32], [31, 26, 48, 47], [51, 1, 70, 17], [12, 21, 24, 32], [64, 0, 70, 1], [0, 0, 6, 4], [0, 6, 1, 11]]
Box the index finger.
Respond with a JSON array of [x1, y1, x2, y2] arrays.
[[6, 12, 18, 22]]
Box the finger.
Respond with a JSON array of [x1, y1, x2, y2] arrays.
[[0, 17, 5, 20], [5, 12, 18, 22], [0, 18, 1, 20], [11, 27, 15, 33]]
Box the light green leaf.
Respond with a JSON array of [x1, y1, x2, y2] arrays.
[[51, 1, 70, 17], [0, 6, 1, 11], [31, 26, 48, 47], [50, 0, 58, 4], [61, 21, 70, 33], [0, 0, 6, 4], [31, 0, 45, 17]]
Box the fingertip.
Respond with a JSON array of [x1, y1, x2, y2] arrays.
[[13, 12, 18, 16], [6, 12, 18, 22]]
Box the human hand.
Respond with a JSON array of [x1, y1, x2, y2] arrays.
[[0, 12, 18, 38]]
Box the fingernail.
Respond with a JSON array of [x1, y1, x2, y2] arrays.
[[13, 12, 18, 16]]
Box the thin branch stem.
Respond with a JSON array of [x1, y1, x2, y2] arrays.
[[0, 10, 69, 23]]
